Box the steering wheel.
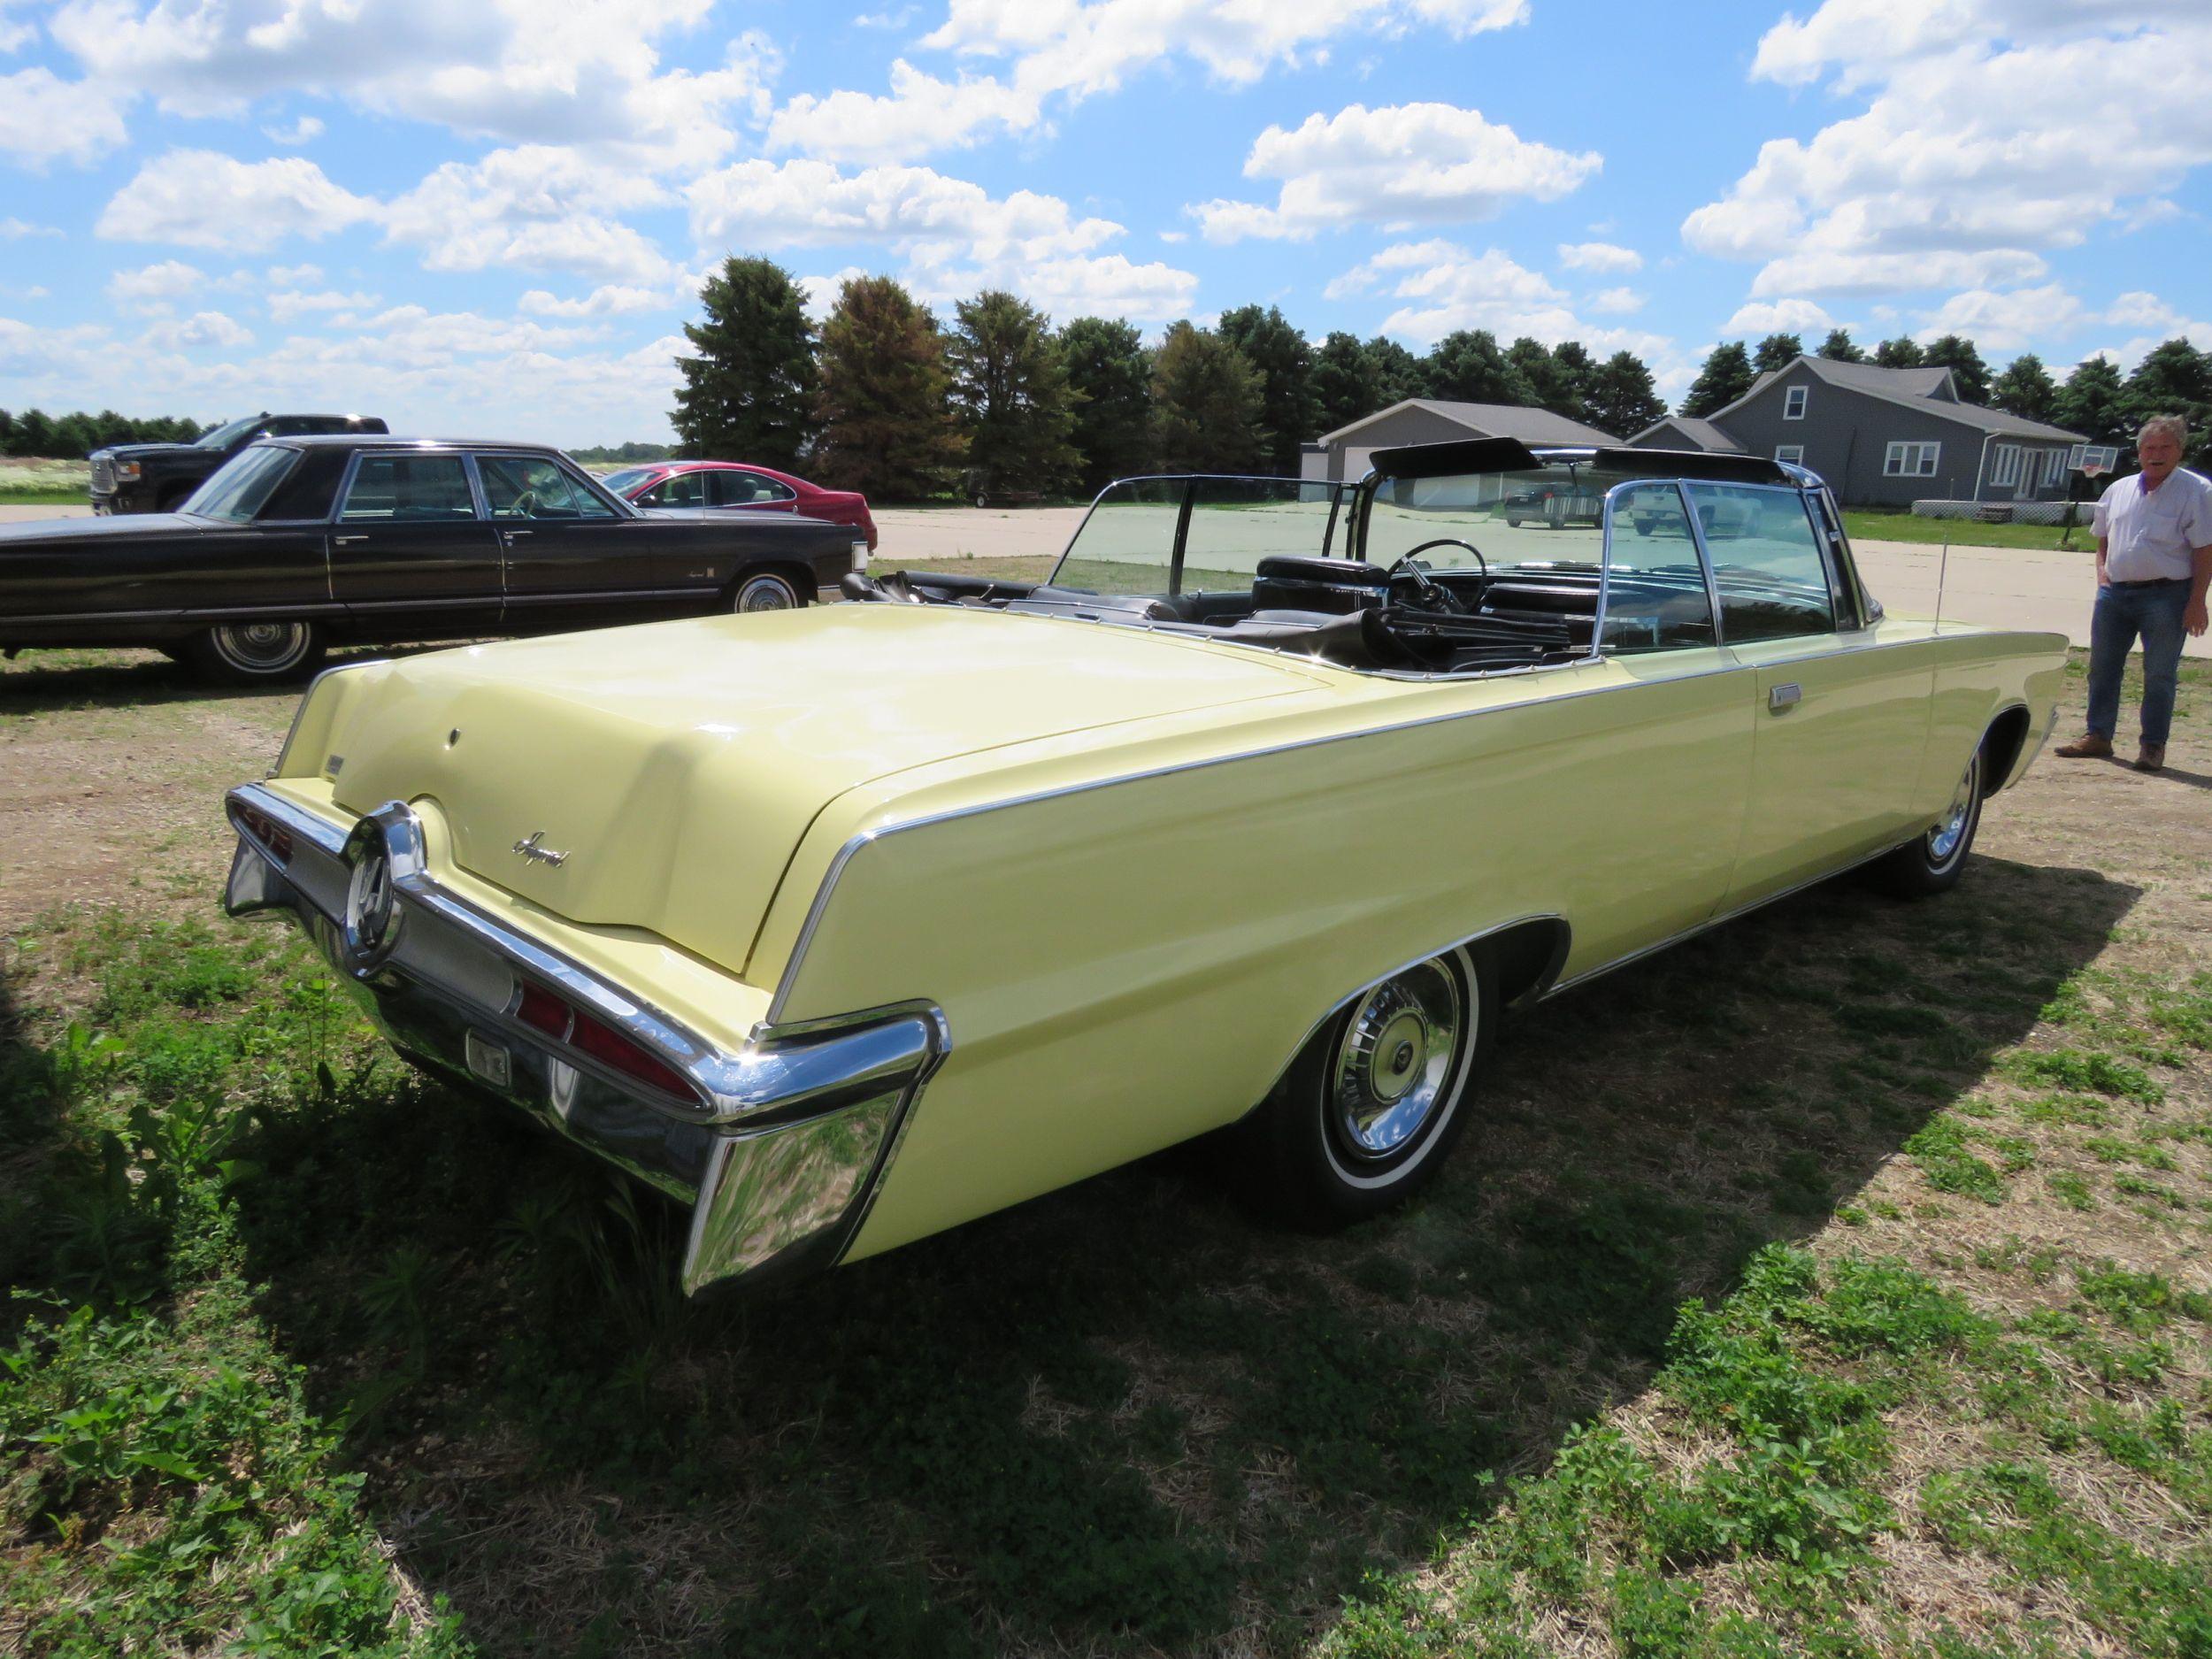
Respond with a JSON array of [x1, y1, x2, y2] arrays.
[[1401, 537, 1487, 575], [1388, 540, 1486, 614], [509, 488, 540, 519]]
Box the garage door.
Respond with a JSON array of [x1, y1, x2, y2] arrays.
[[1340, 446, 1378, 481]]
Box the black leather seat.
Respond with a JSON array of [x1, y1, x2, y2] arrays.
[[1252, 556, 1390, 588], [1251, 556, 1391, 616]]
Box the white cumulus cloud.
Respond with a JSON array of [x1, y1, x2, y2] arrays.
[[1558, 240, 1640, 273], [106, 258, 205, 304], [0, 66, 128, 165], [96, 150, 378, 251], [175, 309, 254, 348]]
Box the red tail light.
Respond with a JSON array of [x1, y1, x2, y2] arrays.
[[235, 803, 295, 864], [511, 980, 701, 1106], [516, 982, 572, 1040]]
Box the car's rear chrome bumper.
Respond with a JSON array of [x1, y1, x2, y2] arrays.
[[222, 781, 948, 1294]]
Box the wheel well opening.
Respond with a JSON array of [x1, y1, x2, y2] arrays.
[[1982, 705, 2032, 792], [1474, 918, 1571, 1008]]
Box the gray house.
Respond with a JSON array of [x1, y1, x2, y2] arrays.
[[1628, 356, 2089, 508], [1307, 398, 1618, 483]]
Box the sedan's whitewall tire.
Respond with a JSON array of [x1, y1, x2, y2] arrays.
[[185, 619, 326, 685], [731, 572, 804, 613]]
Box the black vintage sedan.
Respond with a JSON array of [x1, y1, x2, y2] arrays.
[[1, 436, 869, 681]]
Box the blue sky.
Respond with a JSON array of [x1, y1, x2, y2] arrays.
[[1, 0, 2208, 446]]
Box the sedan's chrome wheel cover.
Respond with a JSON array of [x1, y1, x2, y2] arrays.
[[1329, 961, 1463, 1161], [1927, 753, 1980, 864], [211, 621, 311, 672], [736, 576, 796, 613]]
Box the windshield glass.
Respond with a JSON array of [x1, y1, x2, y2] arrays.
[[601, 467, 656, 494], [1051, 477, 1344, 595], [184, 444, 298, 521], [1365, 462, 1644, 578], [194, 414, 267, 450]]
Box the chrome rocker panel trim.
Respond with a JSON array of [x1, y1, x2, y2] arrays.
[[223, 781, 948, 1295]]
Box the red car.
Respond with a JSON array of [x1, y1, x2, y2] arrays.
[[601, 461, 878, 551]]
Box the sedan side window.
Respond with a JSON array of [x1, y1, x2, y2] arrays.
[[1686, 483, 1835, 643], [1599, 484, 1717, 654], [713, 471, 796, 506], [338, 455, 477, 523], [652, 471, 710, 509], [480, 456, 618, 520]]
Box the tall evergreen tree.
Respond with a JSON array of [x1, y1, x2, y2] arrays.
[[1363, 336, 1424, 405], [1313, 330, 1386, 439], [1151, 322, 1265, 472], [1423, 329, 1531, 405], [1217, 303, 1318, 474], [1921, 334, 1992, 403], [2122, 338, 2212, 463], [1989, 353, 2058, 424], [1817, 328, 1865, 362], [669, 256, 817, 471], [1505, 337, 1569, 417], [946, 289, 1081, 496], [1583, 351, 1666, 438], [12, 408, 57, 457], [1751, 333, 1804, 377], [1058, 316, 1154, 492], [811, 275, 964, 499], [1680, 342, 1753, 419], [1550, 341, 1597, 419], [2055, 357, 2130, 449], [1873, 335, 1924, 368]]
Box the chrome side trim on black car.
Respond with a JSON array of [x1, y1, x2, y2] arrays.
[[223, 782, 949, 1294]]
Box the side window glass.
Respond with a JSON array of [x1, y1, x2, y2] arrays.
[[480, 457, 617, 519], [1689, 483, 1836, 642], [659, 471, 710, 509], [338, 455, 477, 523], [1600, 484, 1717, 654]]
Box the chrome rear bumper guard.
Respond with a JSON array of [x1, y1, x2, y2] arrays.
[[223, 783, 947, 1294]]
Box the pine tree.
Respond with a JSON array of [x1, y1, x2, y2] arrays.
[[669, 257, 817, 471], [2122, 339, 2212, 464], [1817, 328, 1865, 363], [1751, 333, 1804, 377], [1549, 341, 1597, 419], [811, 275, 964, 499], [1505, 337, 1569, 417], [1873, 336, 1924, 368], [1313, 331, 1386, 440], [1217, 303, 1318, 475], [2055, 357, 2130, 449], [1423, 330, 1532, 405], [946, 289, 1081, 497], [1989, 353, 2057, 424], [1680, 342, 1753, 419], [1058, 316, 1154, 492], [1922, 334, 1991, 404], [1363, 336, 1424, 406], [1583, 352, 1666, 439], [1150, 323, 1264, 472]]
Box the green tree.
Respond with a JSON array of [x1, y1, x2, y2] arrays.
[[1582, 351, 1666, 438], [1680, 341, 1753, 419], [1989, 353, 2057, 424], [1751, 333, 1803, 377], [2055, 357, 2130, 449], [1873, 335, 1925, 368], [2122, 338, 2212, 464], [811, 275, 964, 499], [12, 408, 57, 457], [1505, 337, 1568, 418], [1550, 341, 1597, 419], [1313, 331, 1386, 440], [1058, 316, 1154, 492], [669, 256, 817, 471], [1363, 335, 1425, 405], [1423, 329, 1532, 405], [946, 288, 1080, 496], [1151, 322, 1264, 472], [1922, 334, 1991, 404], [1817, 328, 1865, 363], [1217, 303, 1318, 474]]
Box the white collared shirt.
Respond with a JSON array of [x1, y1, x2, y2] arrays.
[[2093, 465, 2212, 581]]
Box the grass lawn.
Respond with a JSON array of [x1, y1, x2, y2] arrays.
[[0, 488, 86, 506], [1, 646, 2208, 1655], [1844, 509, 2100, 553]]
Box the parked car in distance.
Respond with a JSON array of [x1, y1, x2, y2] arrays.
[[1501, 477, 1602, 528], [602, 460, 878, 551], [5, 435, 868, 682], [223, 440, 2065, 1297], [90, 412, 388, 514], [960, 467, 1044, 510]]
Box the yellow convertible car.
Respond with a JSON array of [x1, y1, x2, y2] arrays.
[[223, 441, 2067, 1294]]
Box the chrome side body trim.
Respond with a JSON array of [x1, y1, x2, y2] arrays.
[[224, 782, 948, 1294]]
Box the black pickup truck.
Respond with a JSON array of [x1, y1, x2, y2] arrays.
[[89, 412, 388, 514], [8, 434, 868, 682]]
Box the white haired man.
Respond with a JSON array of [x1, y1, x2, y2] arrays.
[[2055, 415, 2212, 772]]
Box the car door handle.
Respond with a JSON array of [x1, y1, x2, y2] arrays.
[[503, 528, 532, 539], [333, 534, 367, 545], [1769, 682, 1802, 714]]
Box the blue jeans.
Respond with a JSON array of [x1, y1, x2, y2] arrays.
[[2086, 579, 2190, 746]]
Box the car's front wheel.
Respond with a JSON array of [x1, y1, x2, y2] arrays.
[[1240, 946, 1494, 1225], [184, 620, 326, 685], [1868, 747, 1985, 897], [729, 571, 805, 613]]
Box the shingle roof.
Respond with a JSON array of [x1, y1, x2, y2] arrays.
[[1319, 397, 1617, 447], [1628, 415, 1746, 453], [1720, 357, 2086, 443]]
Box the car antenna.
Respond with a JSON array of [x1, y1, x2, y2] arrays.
[[1934, 522, 1951, 632]]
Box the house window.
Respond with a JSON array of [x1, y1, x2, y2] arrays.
[[1774, 444, 1805, 465], [1991, 444, 2022, 488], [1783, 385, 1808, 420], [2040, 449, 2066, 487], [1884, 441, 1940, 477], [2067, 442, 2087, 470]]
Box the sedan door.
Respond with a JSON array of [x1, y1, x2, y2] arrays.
[[326, 450, 503, 634], [479, 452, 719, 631], [1702, 482, 1936, 910]]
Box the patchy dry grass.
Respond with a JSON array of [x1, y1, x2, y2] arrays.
[[0, 647, 2206, 1656]]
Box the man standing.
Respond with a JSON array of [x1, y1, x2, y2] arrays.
[[2055, 415, 2212, 772]]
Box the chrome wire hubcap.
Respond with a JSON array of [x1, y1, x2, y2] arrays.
[[1330, 961, 1463, 1160], [216, 621, 307, 667], [739, 580, 795, 612], [1928, 755, 1978, 862]]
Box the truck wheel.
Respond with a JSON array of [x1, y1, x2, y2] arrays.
[[1239, 946, 1493, 1226], [730, 571, 804, 613], [184, 620, 326, 685], [972, 492, 990, 509], [1867, 747, 1984, 898]]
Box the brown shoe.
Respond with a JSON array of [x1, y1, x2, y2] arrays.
[[2133, 743, 2167, 772], [2054, 733, 2113, 758]]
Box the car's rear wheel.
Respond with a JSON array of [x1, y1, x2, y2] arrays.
[[729, 570, 807, 613], [1239, 946, 1493, 1225], [1868, 746, 1984, 897], [184, 619, 326, 685]]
